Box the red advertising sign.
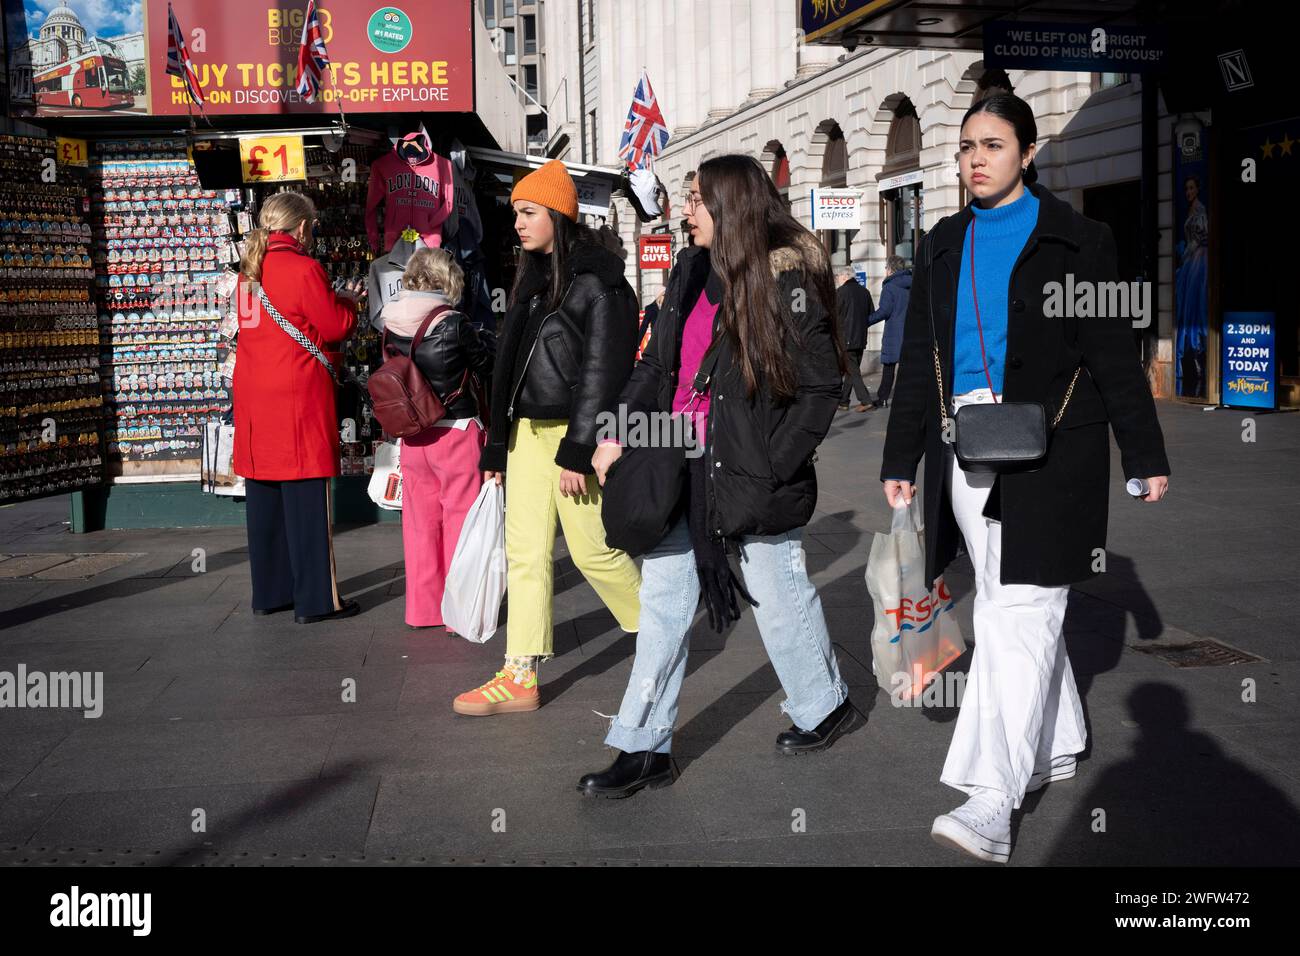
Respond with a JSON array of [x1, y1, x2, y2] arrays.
[[1, 1, 474, 118], [639, 235, 673, 270], [148, 1, 473, 115]]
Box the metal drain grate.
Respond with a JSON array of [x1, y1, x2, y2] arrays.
[[1132, 639, 1262, 668]]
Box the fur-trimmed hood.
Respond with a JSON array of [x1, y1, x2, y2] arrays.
[[767, 229, 830, 279]]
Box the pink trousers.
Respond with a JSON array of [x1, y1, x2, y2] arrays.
[[400, 420, 486, 627]]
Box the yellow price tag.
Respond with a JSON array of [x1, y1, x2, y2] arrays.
[[56, 137, 88, 167], [239, 135, 307, 184]]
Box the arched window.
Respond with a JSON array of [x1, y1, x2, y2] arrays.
[[763, 140, 791, 211], [818, 124, 854, 269], [821, 126, 847, 188], [878, 98, 924, 267]]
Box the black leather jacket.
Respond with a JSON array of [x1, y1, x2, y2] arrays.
[[481, 241, 637, 474], [383, 304, 494, 421]]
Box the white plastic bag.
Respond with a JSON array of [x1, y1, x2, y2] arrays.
[[201, 420, 244, 497], [367, 440, 403, 511], [865, 496, 965, 703], [441, 480, 507, 643]]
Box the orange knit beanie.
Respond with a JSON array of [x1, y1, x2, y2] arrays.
[[511, 159, 579, 221]]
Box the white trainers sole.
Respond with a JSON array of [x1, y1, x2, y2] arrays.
[[1025, 757, 1078, 794], [930, 813, 1012, 863]]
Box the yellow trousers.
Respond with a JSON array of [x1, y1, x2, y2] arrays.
[[505, 418, 641, 657]]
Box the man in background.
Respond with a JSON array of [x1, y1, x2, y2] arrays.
[[835, 265, 875, 412], [867, 255, 912, 409]]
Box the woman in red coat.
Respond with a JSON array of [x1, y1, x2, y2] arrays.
[[233, 191, 361, 623]]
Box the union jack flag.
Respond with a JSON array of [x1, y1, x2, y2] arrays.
[[295, 0, 332, 103], [165, 3, 205, 106], [618, 70, 670, 171]]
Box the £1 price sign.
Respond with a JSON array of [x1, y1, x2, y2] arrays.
[[56, 137, 89, 167], [239, 135, 307, 184]]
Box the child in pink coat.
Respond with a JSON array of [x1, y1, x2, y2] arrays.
[[380, 249, 494, 628]]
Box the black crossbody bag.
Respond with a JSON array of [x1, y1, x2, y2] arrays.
[[929, 219, 1081, 473], [601, 340, 723, 557]]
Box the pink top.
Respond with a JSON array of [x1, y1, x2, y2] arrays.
[[671, 287, 721, 441], [599, 286, 720, 449]]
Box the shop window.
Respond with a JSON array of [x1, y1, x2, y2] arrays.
[[826, 227, 856, 269], [884, 184, 923, 267], [878, 98, 924, 266]]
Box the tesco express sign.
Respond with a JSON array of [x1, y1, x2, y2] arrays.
[[811, 188, 863, 229]]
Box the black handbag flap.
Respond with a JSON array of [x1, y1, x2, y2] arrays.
[[954, 402, 1047, 467]]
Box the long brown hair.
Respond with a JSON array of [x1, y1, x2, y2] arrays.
[[698, 154, 844, 401]]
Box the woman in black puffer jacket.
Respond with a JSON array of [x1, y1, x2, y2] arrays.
[[578, 155, 855, 799]]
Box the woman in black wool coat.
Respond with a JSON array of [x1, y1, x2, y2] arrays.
[[881, 92, 1170, 864]]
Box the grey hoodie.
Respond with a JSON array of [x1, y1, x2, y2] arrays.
[[366, 237, 423, 331]]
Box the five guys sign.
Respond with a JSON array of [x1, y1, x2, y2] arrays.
[[638, 234, 673, 270]]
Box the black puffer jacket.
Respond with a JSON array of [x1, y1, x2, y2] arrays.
[[480, 241, 637, 474], [619, 234, 842, 538], [382, 295, 494, 421]]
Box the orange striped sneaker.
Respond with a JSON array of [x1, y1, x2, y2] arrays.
[[453, 670, 540, 716]]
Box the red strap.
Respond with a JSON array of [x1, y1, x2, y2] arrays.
[[967, 218, 1000, 403], [409, 304, 452, 352]]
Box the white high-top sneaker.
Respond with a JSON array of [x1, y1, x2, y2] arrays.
[[1026, 755, 1078, 794], [931, 787, 1014, 863]]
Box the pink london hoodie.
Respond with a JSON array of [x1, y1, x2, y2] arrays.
[[366, 131, 456, 253]]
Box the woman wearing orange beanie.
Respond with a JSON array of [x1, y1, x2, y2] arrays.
[[453, 160, 642, 715]]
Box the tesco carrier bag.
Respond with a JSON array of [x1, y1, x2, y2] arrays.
[[865, 496, 966, 703]]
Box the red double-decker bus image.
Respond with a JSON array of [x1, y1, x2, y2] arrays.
[[33, 48, 133, 111]]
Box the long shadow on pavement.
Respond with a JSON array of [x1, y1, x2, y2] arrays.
[[1032, 684, 1300, 865], [157, 761, 379, 865]]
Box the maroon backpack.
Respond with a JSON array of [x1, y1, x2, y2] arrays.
[[367, 306, 468, 438]]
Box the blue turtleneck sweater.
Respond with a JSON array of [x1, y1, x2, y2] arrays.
[[952, 189, 1040, 395]]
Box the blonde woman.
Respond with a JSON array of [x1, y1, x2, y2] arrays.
[[234, 191, 362, 624], [380, 248, 494, 629]]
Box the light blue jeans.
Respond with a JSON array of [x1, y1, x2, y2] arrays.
[[604, 516, 848, 754]]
